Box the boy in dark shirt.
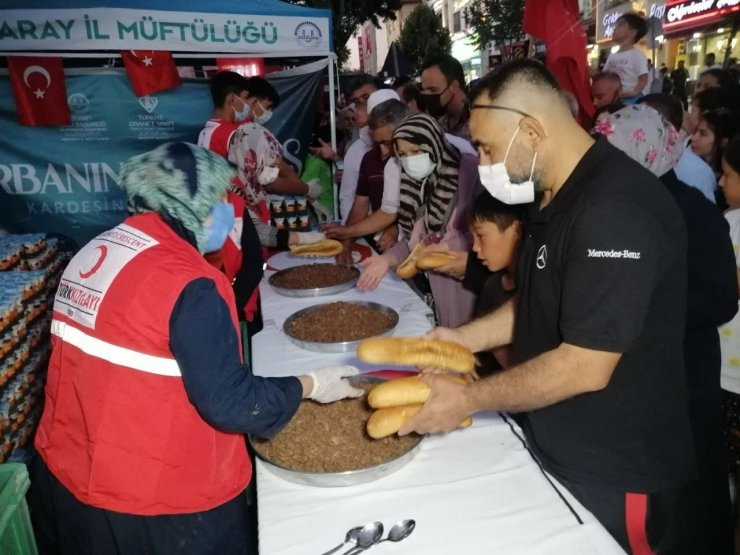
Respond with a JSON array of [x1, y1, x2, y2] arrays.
[[464, 192, 525, 374]]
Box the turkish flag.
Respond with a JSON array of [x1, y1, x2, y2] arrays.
[[121, 50, 181, 97], [523, 0, 595, 127], [8, 56, 71, 127]]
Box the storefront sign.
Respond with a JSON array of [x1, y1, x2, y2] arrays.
[[664, 0, 740, 33], [597, 5, 628, 42], [647, 1, 667, 40], [649, 2, 667, 19]]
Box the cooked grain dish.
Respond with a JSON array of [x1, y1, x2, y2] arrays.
[[288, 301, 395, 343], [252, 387, 419, 472], [270, 264, 357, 290]]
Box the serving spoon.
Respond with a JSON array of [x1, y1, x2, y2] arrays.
[[339, 521, 384, 554], [341, 519, 415, 554], [320, 525, 363, 555], [378, 519, 416, 545]]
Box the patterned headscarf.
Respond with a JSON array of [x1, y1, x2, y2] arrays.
[[393, 113, 461, 236], [228, 122, 284, 223], [593, 104, 684, 177], [119, 142, 234, 253]]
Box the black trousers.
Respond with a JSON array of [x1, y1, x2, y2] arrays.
[[558, 473, 732, 555], [29, 457, 252, 555]]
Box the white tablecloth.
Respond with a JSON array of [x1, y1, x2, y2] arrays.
[[252, 269, 624, 554], [253, 270, 434, 375]]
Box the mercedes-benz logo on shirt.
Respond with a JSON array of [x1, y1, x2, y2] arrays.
[[536, 245, 547, 269]]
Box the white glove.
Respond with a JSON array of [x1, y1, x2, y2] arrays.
[[310, 198, 333, 224], [307, 365, 365, 403], [296, 231, 326, 244], [306, 178, 323, 200]]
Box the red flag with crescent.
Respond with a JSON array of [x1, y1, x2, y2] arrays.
[[7, 56, 71, 127], [121, 50, 182, 97]]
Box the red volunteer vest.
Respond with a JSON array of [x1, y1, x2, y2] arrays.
[[35, 213, 251, 515], [222, 191, 246, 281], [220, 191, 260, 322], [197, 118, 240, 159]]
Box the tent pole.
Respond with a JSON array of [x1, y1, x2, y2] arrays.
[[328, 53, 339, 221]]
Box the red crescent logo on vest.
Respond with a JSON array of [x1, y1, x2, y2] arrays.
[[79, 245, 108, 279]]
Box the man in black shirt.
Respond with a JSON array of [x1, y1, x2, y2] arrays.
[[399, 60, 699, 552], [671, 60, 689, 109]]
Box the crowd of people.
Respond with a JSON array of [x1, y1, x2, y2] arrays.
[[309, 15, 740, 552], [28, 9, 740, 553]]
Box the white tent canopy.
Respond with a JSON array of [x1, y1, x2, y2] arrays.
[[0, 0, 333, 56]]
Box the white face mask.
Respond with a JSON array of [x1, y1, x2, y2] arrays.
[[478, 128, 537, 205], [233, 96, 251, 122], [258, 165, 279, 185], [401, 152, 435, 181], [255, 102, 272, 125]]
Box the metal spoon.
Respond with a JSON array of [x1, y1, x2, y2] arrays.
[[339, 521, 384, 555], [320, 526, 363, 555], [378, 519, 416, 545]]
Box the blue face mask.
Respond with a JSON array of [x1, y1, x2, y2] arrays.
[[202, 201, 234, 253]]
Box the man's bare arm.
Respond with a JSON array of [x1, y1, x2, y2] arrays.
[[399, 343, 621, 435], [431, 297, 516, 353]]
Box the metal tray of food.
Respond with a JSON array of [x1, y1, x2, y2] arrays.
[[250, 376, 424, 487], [282, 301, 399, 353], [267, 265, 360, 298]]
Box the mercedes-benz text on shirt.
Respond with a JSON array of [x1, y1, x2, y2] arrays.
[[587, 248, 641, 259]]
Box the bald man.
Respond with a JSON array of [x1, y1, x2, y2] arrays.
[[591, 72, 622, 110], [399, 60, 702, 552]]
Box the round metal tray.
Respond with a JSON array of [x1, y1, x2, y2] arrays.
[[251, 376, 424, 487], [283, 301, 399, 353], [268, 265, 360, 298]]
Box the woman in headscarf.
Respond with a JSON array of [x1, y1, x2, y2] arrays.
[[31, 142, 362, 555], [217, 120, 324, 330], [358, 113, 482, 327], [594, 105, 738, 554]]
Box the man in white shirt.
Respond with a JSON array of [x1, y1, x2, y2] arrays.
[[338, 75, 381, 222], [309, 74, 378, 222], [705, 53, 723, 70]]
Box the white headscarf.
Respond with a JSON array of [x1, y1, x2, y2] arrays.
[[228, 122, 284, 219]]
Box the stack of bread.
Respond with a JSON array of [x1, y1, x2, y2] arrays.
[[356, 337, 476, 438]]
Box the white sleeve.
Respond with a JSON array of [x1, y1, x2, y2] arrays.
[[339, 143, 362, 223], [380, 158, 401, 214], [725, 210, 740, 266], [603, 54, 616, 73], [197, 127, 207, 148], [633, 49, 648, 76], [445, 133, 476, 155]]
